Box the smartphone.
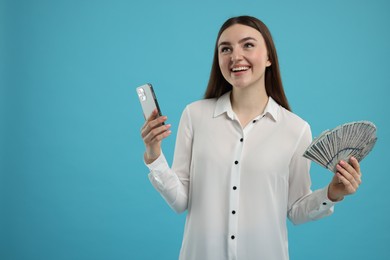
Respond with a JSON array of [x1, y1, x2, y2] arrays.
[[136, 83, 164, 123]]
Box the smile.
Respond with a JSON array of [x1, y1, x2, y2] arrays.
[[231, 66, 250, 72]]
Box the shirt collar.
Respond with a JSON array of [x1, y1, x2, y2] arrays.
[[213, 91, 279, 122]]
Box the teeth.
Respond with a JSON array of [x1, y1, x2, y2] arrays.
[[232, 66, 249, 72]]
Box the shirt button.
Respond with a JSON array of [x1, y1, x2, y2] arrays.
[[232, 210, 236, 214], [231, 235, 235, 240], [233, 186, 237, 190], [240, 138, 243, 142], [322, 202, 327, 205], [234, 160, 239, 165], [252, 120, 257, 123]]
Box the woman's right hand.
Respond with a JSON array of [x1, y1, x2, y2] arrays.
[[141, 109, 172, 164]]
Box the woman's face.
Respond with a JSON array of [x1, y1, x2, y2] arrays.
[[218, 24, 271, 90]]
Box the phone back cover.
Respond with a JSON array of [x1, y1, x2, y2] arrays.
[[136, 84, 158, 120]]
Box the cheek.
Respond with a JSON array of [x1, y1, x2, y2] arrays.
[[218, 57, 230, 73], [218, 56, 225, 67], [252, 54, 269, 68]]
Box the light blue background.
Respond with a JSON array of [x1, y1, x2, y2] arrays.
[[1, 0, 389, 259]]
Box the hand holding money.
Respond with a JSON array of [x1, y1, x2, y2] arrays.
[[303, 121, 376, 201], [327, 156, 362, 202]]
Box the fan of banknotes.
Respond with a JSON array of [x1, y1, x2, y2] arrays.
[[303, 121, 377, 173]]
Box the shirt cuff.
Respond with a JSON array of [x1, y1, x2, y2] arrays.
[[319, 185, 340, 210], [144, 152, 169, 175]]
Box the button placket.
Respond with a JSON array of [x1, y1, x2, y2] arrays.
[[228, 130, 244, 259], [228, 118, 262, 259]]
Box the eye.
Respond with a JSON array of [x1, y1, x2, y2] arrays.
[[220, 46, 232, 53], [244, 42, 255, 49]]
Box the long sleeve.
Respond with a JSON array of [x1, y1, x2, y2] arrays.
[[146, 106, 193, 213], [287, 123, 338, 225]]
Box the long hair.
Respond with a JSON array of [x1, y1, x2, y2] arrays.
[[204, 16, 291, 111]]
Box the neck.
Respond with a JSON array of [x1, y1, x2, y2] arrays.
[[230, 85, 269, 116]]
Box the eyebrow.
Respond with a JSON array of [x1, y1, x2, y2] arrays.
[[218, 37, 257, 47]]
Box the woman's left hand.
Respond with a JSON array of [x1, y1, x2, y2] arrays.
[[327, 157, 362, 202]]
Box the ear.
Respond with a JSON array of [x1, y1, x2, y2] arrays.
[[266, 57, 272, 67]]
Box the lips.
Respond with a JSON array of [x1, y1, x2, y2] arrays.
[[231, 66, 250, 73]]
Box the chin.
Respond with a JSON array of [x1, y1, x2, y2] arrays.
[[231, 81, 252, 89]]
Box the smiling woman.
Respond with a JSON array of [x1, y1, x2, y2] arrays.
[[217, 24, 272, 127], [218, 26, 271, 91], [205, 16, 289, 112], [140, 15, 365, 260]]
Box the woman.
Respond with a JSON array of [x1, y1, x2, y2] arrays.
[[141, 16, 361, 260]]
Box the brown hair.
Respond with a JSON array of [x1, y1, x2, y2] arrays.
[[204, 15, 291, 111]]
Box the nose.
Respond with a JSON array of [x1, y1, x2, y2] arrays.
[[231, 48, 243, 62]]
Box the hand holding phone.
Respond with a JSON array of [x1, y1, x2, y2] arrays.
[[137, 83, 171, 163]]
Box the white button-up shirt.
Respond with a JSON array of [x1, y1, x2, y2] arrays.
[[146, 92, 336, 260]]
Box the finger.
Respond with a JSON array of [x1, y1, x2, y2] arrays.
[[349, 156, 361, 175], [142, 109, 159, 130], [141, 115, 168, 138], [340, 160, 362, 184], [147, 109, 159, 122], [335, 172, 356, 195], [143, 123, 169, 143], [143, 124, 171, 143], [152, 128, 172, 142], [335, 172, 358, 194], [144, 127, 172, 145], [336, 162, 360, 189]]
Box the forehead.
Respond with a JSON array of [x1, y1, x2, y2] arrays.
[[218, 24, 264, 44]]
